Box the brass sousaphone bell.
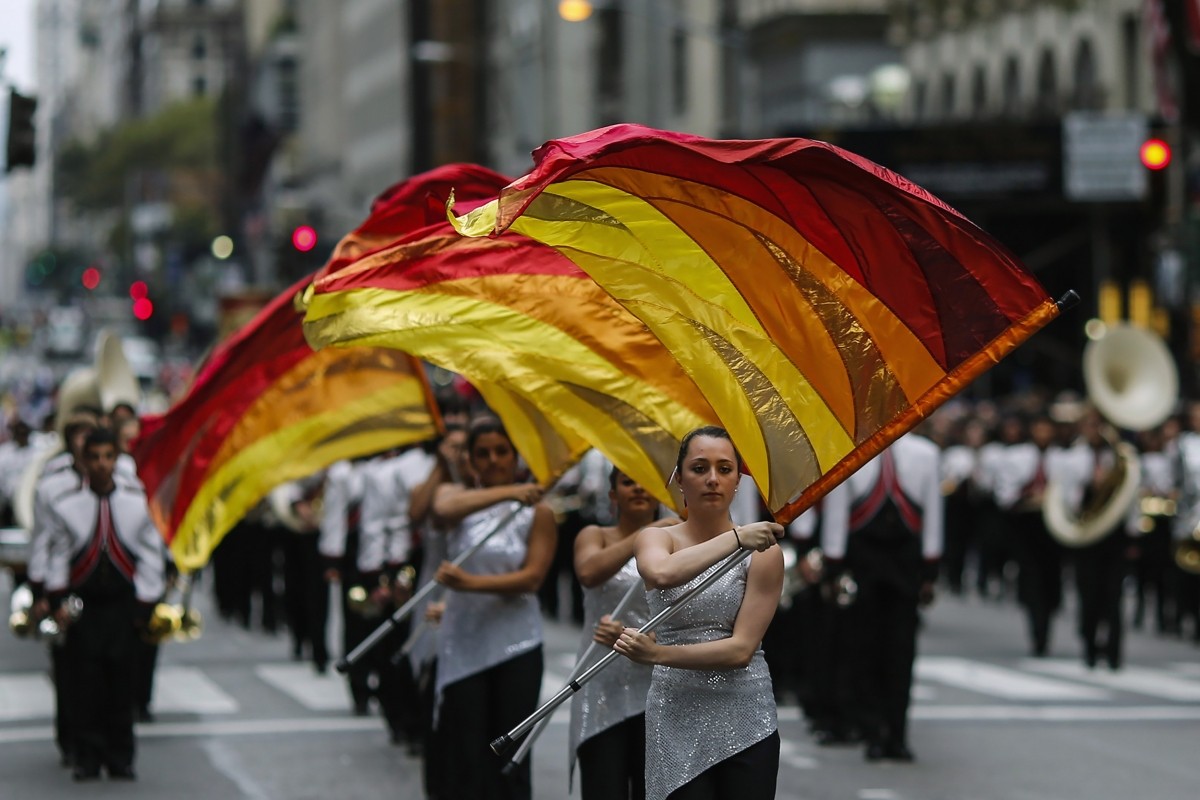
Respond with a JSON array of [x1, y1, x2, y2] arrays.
[[1044, 324, 1178, 548]]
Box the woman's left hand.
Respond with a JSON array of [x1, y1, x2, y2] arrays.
[[592, 614, 624, 647], [435, 561, 476, 591], [612, 627, 658, 665]]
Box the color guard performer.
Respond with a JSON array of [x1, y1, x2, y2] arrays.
[[821, 431, 942, 763], [569, 469, 677, 799], [43, 428, 165, 781], [431, 417, 554, 800], [614, 426, 783, 800]]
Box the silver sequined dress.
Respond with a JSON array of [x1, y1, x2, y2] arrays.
[[434, 501, 542, 706], [568, 557, 652, 785], [644, 557, 777, 800]]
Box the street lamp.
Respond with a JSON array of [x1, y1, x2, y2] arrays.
[[558, 0, 594, 23]]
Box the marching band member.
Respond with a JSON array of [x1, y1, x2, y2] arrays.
[[1129, 425, 1178, 634], [431, 417, 554, 800], [820, 431, 942, 763], [273, 475, 330, 672], [614, 426, 783, 800], [992, 414, 1068, 656], [318, 457, 370, 714], [1172, 402, 1200, 643], [43, 428, 165, 781], [569, 469, 676, 799]]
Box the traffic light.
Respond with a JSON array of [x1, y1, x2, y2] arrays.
[[292, 225, 317, 252], [1139, 138, 1171, 171], [5, 88, 37, 172], [81, 267, 101, 290]]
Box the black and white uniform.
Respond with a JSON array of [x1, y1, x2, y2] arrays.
[[822, 433, 942, 754], [43, 481, 165, 776]]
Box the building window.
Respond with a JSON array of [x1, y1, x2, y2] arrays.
[[940, 73, 956, 118], [278, 56, 299, 132], [971, 65, 987, 116], [193, 75, 207, 97], [1034, 50, 1057, 118], [191, 34, 207, 60], [596, 7, 623, 122], [1001, 56, 1021, 117], [1071, 39, 1100, 110], [671, 28, 688, 116]]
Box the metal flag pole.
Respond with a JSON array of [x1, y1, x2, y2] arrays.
[[490, 547, 753, 758], [501, 579, 644, 774], [337, 500, 527, 673]]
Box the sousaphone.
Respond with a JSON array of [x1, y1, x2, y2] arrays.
[[1044, 324, 1178, 548]]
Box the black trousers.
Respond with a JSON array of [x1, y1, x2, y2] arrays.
[[577, 713, 646, 800], [1010, 510, 1063, 655], [1075, 535, 1127, 667], [50, 641, 75, 761], [666, 731, 780, 800], [439, 647, 544, 800], [132, 638, 159, 713], [65, 595, 138, 772], [799, 590, 857, 738], [282, 531, 329, 668], [851, 576, 919, 748]]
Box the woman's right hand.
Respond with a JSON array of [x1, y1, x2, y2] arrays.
[[736, 521, 784, 552], [511, 484, 544, 506], [592, 614, 624, 647]]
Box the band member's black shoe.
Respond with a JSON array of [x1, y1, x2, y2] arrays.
[[72, 766, 101, 781], [884, 742, 915, 762], [865, 742, 886, 762], [107, 765, 137, 780]]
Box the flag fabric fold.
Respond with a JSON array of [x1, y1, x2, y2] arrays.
[[451, 124, 1059, 522], [303, 168, 718, 507], [134, 277, 441, 570]]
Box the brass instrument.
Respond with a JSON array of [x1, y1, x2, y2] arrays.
[[10, 590, 82, 644], [348, 567, 415, 618], [1134, 495, 1176, 536], [1044, 324, 1178, 548], [1177, 527, 1200, 576], [143, 574, 204, 644], [800, 548, 858, 607], [8, 583, 34, 637]]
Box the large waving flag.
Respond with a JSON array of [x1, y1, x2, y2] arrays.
[[452, 124, 1060, 522], [134, 277, 441, 570], [303, 167, 718, 507]]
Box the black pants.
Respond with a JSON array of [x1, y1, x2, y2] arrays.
[[800, 591, 857, 739], [439, 647, 544, 800], [666, 731, 780, 800], [1010, 510, 1063, 655], [577, 713, 646, 800], [65, 595, 137, 772], [50, 641, 75, 761], [132, 638, 159, 713], [282, 532, 329, 668], [852, 577, 919, 748], [1075, 536, 1126, 668]]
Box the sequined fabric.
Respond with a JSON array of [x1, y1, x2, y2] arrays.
[[435, 502, 542, 702], [568, 558, 652, 785], [644, 558, 777, 800]]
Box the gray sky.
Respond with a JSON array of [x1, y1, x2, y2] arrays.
[[1, 0, 37, 93]]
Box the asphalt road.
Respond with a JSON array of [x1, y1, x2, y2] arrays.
[[2, 570, 1198, 800]]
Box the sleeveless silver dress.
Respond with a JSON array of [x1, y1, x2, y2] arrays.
[[644, 557, 777, 800], [434, 501, 542, 707], [568, 557, 652, 785]]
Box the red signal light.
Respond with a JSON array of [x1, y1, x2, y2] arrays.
[[130, 280, 149, 300], [81, 267, 101, 290], [132, 297, 154, 321], [1139, 138, 1171, 170], [292, 225, 318, 252]]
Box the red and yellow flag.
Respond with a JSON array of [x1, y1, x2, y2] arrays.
[[303, 169, 718, 507], [135, 278, 440, 570], [452, 125, 1059, 521]]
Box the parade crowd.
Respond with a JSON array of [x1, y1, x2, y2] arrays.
[[3, 385, 1200, 798]]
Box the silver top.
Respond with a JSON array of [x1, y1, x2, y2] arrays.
[[644, 557, 777, 800], [568, 557, 652, 784], [435, 501, 542, 699]]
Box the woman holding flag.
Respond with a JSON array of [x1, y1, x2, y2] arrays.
[[569, 467, 678, 799], [614, 426, 783, 800], [431, 417, 556, 800]]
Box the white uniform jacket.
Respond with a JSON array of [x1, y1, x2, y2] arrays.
[[44, 483, 166, 604], [358, 450, 433, 575], [992, 442, 1091, 513], [820, 433, 943, 562], [318, 460, 365, 562]]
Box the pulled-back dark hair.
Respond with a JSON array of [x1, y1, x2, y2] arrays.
[[467, 416, 511, 453], [675, 426, 741, 475], [83, 427, 119, 453]]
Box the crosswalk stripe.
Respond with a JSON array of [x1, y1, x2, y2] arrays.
[[1023, 660, 1200, 701], [915, 657, 1110, 700], [0, 673, 53, 722], [151, 665, 240, 714], [255, 664, 353, 712]]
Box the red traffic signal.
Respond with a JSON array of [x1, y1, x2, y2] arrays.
[[81, 267, 101, 290], [132, 297, 154, 321], [1139, 138, 1171, 170], [129, 280, 149, 300], [292, 225, 318, 252]]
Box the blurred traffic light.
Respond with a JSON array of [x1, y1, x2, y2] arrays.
[[292, 225, 317, 252], [5, 88, 37, 172], [81, 267, 101, 290], [1139, 138, 1171, 171], [132, 297, 154, 321], [129, 280, 149, 300]]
